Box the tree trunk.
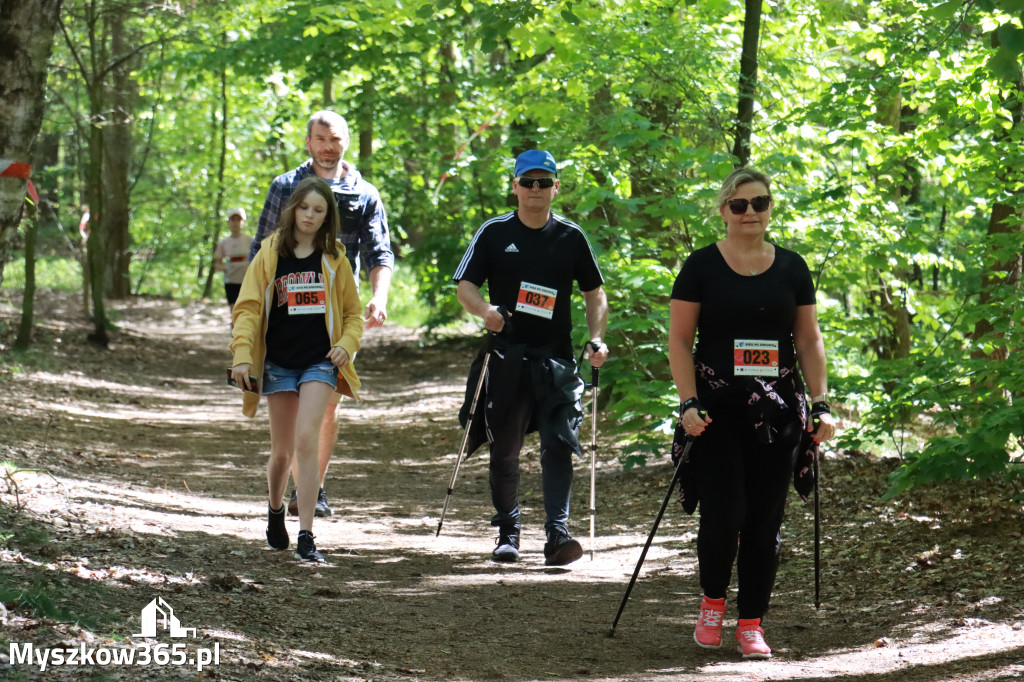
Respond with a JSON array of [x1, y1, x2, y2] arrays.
[[203, 66, 229, 299], [80, 0, 111, 344], [0, 0, 63, 287], [358, 79, 375, 181], [731, 0, 761, 166], [103, 9, 134, 299], [971, 32, 1024, 361], [14, 205, 37, 349]]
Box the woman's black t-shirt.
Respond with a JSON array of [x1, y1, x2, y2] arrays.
[[265, 250, 332, 370], [671, 243, 815, 379]]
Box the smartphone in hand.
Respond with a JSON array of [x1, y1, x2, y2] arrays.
[[225, 368, 259, 392]]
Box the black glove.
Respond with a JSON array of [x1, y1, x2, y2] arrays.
[[681, 397, 707, 419], [810, 401, 831, 429]]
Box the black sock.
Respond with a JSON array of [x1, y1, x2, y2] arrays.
[[269, 505, 284, 515]]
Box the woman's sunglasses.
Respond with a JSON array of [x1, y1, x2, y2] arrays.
[[726, 195, 772, 215], [515, 176, 556, 189]]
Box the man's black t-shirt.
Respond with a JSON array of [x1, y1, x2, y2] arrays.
[[453, 211, 604, 357], [671, 243, 815, 378], [265, 250, 332, 369]]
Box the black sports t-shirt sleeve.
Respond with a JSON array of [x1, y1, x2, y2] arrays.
[[452, 223, 491, 287], [671, 246, 708, 302], [793, 253, 815, 306], [573, 231, 604, 293]]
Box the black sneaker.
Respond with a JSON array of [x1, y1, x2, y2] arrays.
[[266, 505, 288, 550], [287, 489, 298, 516], [491, 524, 520, 563], [314, 488, 332, 517], [295, 531, 324, 563], [544, 530, 583, 566]]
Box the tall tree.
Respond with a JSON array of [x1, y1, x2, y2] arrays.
[[731, 0, 761, 166], [0, 0, 63, 287]]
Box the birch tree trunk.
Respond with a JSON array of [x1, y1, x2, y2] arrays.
[[0, 0, 63, 286]]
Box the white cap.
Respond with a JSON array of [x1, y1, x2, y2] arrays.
[[227, 207, 246, 221]]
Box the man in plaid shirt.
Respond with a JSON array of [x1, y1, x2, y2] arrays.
[[250, 109, 394, 518]]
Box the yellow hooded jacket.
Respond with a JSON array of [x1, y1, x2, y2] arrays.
[[230, 232, 363, 417]]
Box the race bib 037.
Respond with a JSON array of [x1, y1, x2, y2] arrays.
[[515, 281, 558, 319]]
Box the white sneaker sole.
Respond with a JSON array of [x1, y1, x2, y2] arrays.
[[736, 644, 772, 659], [694, 631, 723, 649]]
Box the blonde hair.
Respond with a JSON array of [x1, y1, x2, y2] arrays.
[[714, 167, 772, 207]]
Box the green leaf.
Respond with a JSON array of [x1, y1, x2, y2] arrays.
[[988, 47, 1023, 83], [997, 22, 1024, 54], [923, 0, 961, 20]]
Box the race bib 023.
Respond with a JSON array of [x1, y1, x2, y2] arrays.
[[734, 339, 779, 376], [287, 281, 326, 315], [515, 281, 558, 320]]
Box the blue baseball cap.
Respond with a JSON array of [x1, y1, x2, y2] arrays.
[[514, 150, 558, 176]]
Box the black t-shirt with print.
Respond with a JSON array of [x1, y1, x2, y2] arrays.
[[452, 211, 604, 357], [671, 243, 815, 378], [265, 250, 332, 370]]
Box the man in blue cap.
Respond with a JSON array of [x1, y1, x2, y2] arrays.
[[453, 150, 610, 565]]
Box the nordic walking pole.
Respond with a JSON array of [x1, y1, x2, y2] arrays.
[[436, 346, 491, 537], [609, 435, 695, 636], [586, 344, 600, 561], [436, 307, 509, 537], [813, 445, 821, 608]]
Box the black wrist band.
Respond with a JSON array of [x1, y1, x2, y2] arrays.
[[811, 401, 831, 414], [682, 397, 703, 414]]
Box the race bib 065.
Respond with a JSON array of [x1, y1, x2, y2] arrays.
[[287, 282, 326, 315]]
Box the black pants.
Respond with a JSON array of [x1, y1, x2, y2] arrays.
[[487, 362, 575, 536], [694, 409, 800, 619]]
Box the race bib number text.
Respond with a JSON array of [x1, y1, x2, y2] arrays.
[[733, 339, 779, 376], [287, 282, 326, 315], [515, 281, 558, 319]]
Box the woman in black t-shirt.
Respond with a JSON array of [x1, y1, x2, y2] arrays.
[[668, 168, 836, 659]]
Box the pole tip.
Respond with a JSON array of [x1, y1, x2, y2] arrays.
[[606, 627, 616, 638]]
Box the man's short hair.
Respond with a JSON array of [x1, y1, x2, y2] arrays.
[[306, 110, 350, 140]]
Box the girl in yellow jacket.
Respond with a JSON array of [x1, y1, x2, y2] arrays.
[[230, 176, 363, 563]]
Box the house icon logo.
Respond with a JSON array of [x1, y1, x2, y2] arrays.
[[132, 597, 197, 638]]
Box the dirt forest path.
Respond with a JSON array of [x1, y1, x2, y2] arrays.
[[1, 292, 1023, 681]]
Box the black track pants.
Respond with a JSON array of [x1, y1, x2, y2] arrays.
[[693, 410, 801, 619]]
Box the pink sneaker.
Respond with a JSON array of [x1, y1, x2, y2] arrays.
[[736, 618, 772, 659], [693, 596, 726, 648]]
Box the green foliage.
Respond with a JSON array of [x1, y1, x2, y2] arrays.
[[0, 257, 82, 292], [27, 0, 1024, 497]]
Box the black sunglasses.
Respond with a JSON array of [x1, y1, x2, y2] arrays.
[[726, 195, 772, 215], [515, 176, 556, 189]]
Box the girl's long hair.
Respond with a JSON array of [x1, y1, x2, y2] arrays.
[[274, 176, 340, 258]]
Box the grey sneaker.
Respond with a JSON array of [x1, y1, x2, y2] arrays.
[[295, 531, 324, 563], [314, 488, 332, 517], [491, 524, 520, 563], [544, 530, 583, 566]]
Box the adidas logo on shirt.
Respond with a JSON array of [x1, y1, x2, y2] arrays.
[[505, 243, 519, 253]]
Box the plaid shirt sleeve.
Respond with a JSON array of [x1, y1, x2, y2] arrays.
[[250, 178, 288, 262], [357, 185, 394, 274]]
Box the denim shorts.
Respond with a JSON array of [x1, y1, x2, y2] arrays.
[[262, 359, 338, 395]]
